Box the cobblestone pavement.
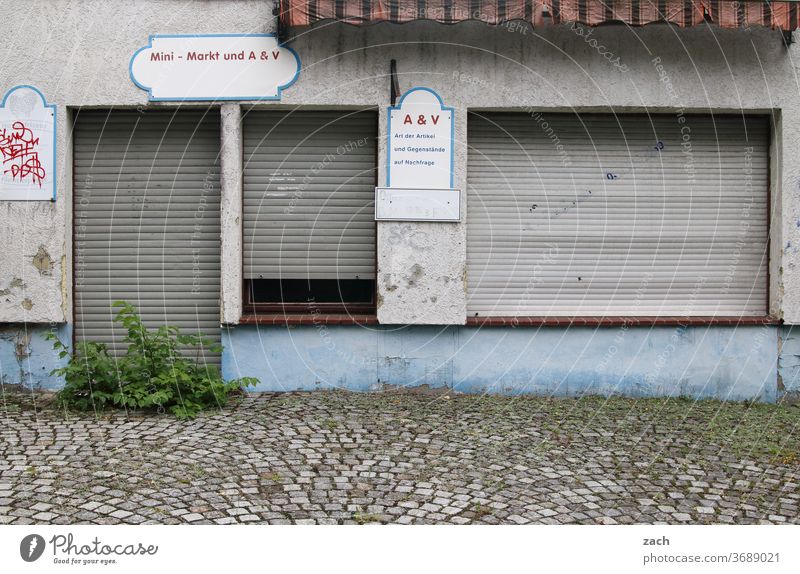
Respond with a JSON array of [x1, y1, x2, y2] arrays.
[[1, 390, 799, 524]]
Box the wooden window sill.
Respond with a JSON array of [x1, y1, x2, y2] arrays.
[[465, 316, 781, 327], [236, 315, 780, 327], [238, 314, 379, 326]]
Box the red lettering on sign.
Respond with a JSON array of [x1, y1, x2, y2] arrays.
[[403, 114, 413, 125]]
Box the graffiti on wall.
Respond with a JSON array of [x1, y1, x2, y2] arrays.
[[0, 85, 56, 201]]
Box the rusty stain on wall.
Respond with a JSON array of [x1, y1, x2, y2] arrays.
[[60, 253, 68, 319]]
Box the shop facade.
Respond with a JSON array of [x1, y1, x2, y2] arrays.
[[1, 0, 799, 401]]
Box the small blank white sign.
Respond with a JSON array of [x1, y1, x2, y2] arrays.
[[375, 187, 460, 222]]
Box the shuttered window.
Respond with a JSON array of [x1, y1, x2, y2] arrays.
[[242, 110, 377, 311], [467, 113, 769, 317], [73, 110, 221, 363]]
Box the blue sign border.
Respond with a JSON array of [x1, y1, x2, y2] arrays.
[[129, 33, 301, 102], [387, 87, 454, 189], [0, 85, 57, 202]]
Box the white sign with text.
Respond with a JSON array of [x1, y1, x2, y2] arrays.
[[381, 87, 458, 222], [375, 187, 460, 222], [387, 87, 453, 189], [0, 85, 56, 201], [130, 34, 300, 101]]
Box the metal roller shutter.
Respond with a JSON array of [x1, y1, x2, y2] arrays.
[[467, 113, 769, 317], [243, 110, 377, 280], [73, 110, 221, 364]]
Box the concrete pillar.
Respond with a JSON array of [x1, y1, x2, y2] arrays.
[[376, 101, 467, 325], [220, 103, 243, 325]]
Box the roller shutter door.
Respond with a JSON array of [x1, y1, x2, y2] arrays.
[[73, 110, 221, 364], [243, 110, 377, 280], [467, 113, 769, 316]]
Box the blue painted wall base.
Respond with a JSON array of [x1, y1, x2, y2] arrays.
[[778, 326, 800, 401], [0, 323, 70, 390], [222, 324, 778, 402]]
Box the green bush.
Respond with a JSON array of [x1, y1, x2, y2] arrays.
[[47, 301, 258, 418]]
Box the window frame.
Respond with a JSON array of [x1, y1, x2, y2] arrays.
[[243, 278, 377, 315], [240, 107, 379, 318], [463, 110, 775, 322]]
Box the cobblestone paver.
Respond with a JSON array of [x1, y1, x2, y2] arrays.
[[1, 390, 798, 524]]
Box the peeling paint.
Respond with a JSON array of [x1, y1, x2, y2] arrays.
[[778, 326, 800, 401], [406, 264, 424, 287], [383, 273, 398, 292], [780, 391, 800, 404], [21, 298, 33, 310], [3, 4, 800, 385], [0, 324, 70, 389], [224, 325, 777, 401], [32, 245, 54, 275], [1, 277, 26, 301], [14, 332, 30, 358]]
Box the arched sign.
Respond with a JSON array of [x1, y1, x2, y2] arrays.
[[386, 87, 454, 189], [378, 87, 459, 222], [0, 85, 56, 201], [130, 34, 300, 101]]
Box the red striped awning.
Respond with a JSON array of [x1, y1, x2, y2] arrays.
[[279, 1, 800, 31]]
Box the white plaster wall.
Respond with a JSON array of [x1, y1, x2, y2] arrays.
[[2, 1, 800, 325], [283, 22, 799, 323], [0, 0, 276, 324]]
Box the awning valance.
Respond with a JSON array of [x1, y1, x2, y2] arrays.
[[279, 1, 800, 32]]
